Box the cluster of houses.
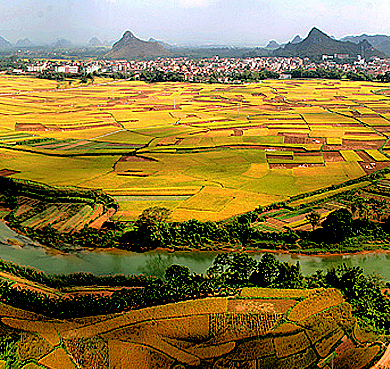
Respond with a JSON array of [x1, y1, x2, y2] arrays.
[[13, 55, 390, 80]]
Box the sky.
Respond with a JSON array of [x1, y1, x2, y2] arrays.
[[0, 0, 390, 46]]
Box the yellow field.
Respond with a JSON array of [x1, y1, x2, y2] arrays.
[[1, 77, 390, 221]]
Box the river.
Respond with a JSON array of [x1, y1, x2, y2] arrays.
[[0, 221, 389, 280]]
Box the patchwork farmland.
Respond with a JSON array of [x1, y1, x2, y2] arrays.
[[1, 77, 390, 221], [0, 286, 384, 368]]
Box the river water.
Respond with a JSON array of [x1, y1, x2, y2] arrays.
[[0, 221, 389, 279]]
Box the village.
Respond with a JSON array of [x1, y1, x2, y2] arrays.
[[7, 54, 390, 82]]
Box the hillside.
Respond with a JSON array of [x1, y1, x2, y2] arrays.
[[88, 37, 103, 47], [342, 34, 390, 56], [16, 38, 33, 47], [106, 30, 171, 59], [0, 286, 385, 368], [0, 35, 11, 48], [274, 27, 387, 59]]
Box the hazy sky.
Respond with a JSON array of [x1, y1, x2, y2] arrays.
[[1, 0, 390, 46]]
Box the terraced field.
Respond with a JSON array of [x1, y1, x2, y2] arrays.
[[1, 78, 390, 221], [0, 287, 385, 368]]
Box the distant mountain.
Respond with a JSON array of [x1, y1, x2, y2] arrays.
[[106, 31, 170, 59], [341, 34, 390, 56], [53, 39, 73, 48], [88, 37, 103, 47], [291, 35, 302, 44], [274, 27, 387, 59], [265, 40, 280, 49], [148, 37, 172, 49], [16, 38, 33, 47], [0, 36, 11, 48]]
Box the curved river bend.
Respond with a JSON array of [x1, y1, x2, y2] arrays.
[[1, 222, 389, 280]]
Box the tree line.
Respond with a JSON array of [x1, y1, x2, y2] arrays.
[[0, 253, 387, 334]]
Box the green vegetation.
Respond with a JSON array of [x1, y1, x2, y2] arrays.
[[0, 253, 388, 338]]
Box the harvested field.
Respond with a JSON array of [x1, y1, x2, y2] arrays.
[[0, 285, 383, 368], [2, 79, 390, 220]]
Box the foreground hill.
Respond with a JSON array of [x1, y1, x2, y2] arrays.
[[0, 287, 385, 368], [106, 30, 171, 59], [274, 27, 387, 58]]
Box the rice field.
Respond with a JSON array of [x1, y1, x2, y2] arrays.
[[1, 77, 390, 221], [0, 287, 383, 368]]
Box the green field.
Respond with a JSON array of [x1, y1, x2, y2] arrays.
[[1, 77, 390, 221]]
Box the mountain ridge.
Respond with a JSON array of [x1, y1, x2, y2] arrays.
[[274, 27, 387, 59], [106, 30, 171, 59]]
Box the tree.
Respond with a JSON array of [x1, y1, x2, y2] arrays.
[[322, 208, 353, 242], [207, 253, 257, 285], [133, 207, 172, 250], [305, 210, 321, 231], [249, 253, 280, 287], [164, 264, 192, 297], [278, 262, 304, 288]]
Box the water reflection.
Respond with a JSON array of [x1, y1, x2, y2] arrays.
[[0, 221, 389, 280], [137, 253, 177, 277]]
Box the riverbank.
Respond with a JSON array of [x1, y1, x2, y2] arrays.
[[4, 218, 390, 259]]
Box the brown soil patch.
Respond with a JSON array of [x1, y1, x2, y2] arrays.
[[280, 132, 309, 137], [342, 139, 385, 149], [267, 154, 294, 160], [323, 152, 345, 162], [265, 218, 287, 228], [117, 171, 153, 177], [232, 129, 243, 136], [322, 145, 346, 151], [269, 163, 324, 169], [357, 151, 374, 161], [103, 143, 143, 148], [258, 104, 291, 111], [284, 136, 322, 145], [118, 156, 154, 162], [265, 96, 285, 103], [151, 105, 178, 111], [344, 131, 379, 136], [0, 169, 20, 177], [359, 114, 380, 118], [89, 208, 116, 230], [263, 147, 306, 152], [266, 117, 302, 121], [283, 208, 328, 224], [374, 127, 390, 134], [335, 336, 355, 355], [183, 119, 230, 125], [294, 152, 322, 157], [15, 123, 46, 131], [359, 161, 390, 174], [228, 299, 296, 314], [16, 122, 121, 132]]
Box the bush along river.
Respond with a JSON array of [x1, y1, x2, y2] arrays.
[[0, 221, 389, 280]]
